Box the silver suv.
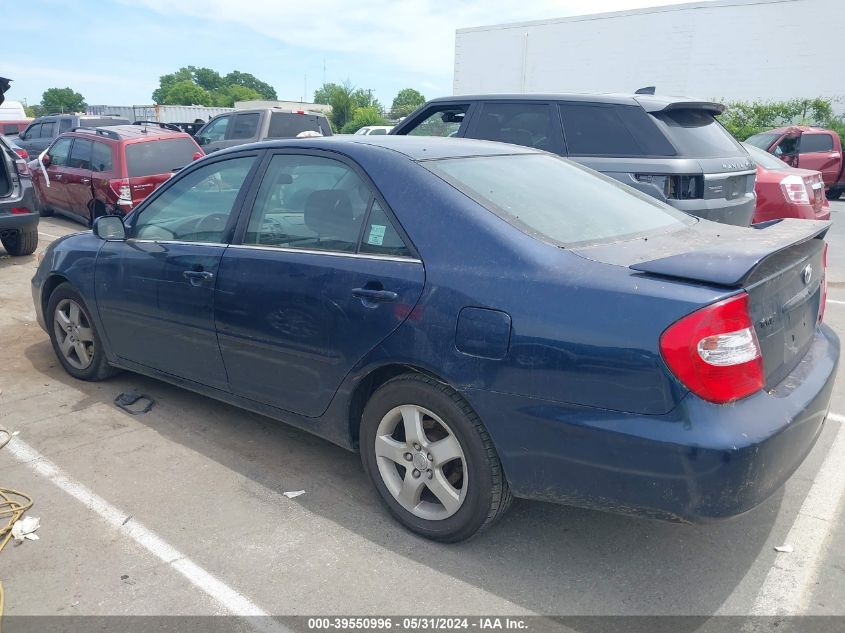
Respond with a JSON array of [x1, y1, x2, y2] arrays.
[[391, 94, 757, 226]]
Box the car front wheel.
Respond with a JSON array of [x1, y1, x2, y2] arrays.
[[360, 373, 512, 542], [47, 283, 117, 381]]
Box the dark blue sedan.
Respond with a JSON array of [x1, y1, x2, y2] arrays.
[[32, 136, 839, 541]]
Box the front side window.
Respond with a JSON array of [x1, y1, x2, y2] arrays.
[[424, 153, 693, 247], [48, 137, 73, 166], [230, 113, 260, 140], [744, 132, 779, 150], [200, 116, 230, 142], [133, 156, 256, 243], [68, 138, 93, 170], [21, 123, 38, 140], [39, 122, 56, 139], [58, 119, 73, 133], [405, 105, 468, 137], [245, 154, 375, 253], [800, 134, 834, 153]]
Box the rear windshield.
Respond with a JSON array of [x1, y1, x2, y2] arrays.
[[744, 132, 779, 150], [424, 154, 694, 247], [125, 138, 197, 177], [268, 113, 332, 138], [653, 109, 744, 158]]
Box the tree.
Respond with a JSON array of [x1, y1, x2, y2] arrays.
[[40, 87, 86, 114], [161, 80, 213, 106], [351, 88, 383, 114], [341, 106, 388, 134], [313, 81, 357, 131], [24, 104, 42, 118], [313, 82, 342, 105], [224, 71, 277, 100], [152, 67, 277, 104], [390, 88, 425, 119], [718, 97, 845, 145]]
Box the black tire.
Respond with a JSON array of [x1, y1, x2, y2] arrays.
[[46, 282, 118, 381], [827, 189, 842, 201], [1, 228, 38, 256], [360, 373, 512, 542], [89, 200, 106, 227], [34, 186, 53, 217]]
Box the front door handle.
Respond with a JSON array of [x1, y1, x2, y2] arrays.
[[183, 270, 214, 286], [82, 178, 91, 184], [352, 288, 398, 303]]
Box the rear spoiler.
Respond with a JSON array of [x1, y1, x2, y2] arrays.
[[630, 219, 830, 287], [634, 96, 725, 116]]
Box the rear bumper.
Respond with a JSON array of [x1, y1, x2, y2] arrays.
[[463, 324, 839, 522], [0, 210, 38, 232], [671, 194, 757, 227]]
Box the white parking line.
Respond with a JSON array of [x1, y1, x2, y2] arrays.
[[3, 437, 290, 633], [750, 412, 845, 616], [38, 231, 63, 240]]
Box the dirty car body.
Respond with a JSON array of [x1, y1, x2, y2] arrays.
[[32, 136, 838, 531]]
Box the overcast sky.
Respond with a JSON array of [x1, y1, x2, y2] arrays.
[[7, 0, 708, 108]]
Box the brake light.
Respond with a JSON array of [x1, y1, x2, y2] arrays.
[[780, 174, 810, 204], [10, 207, 31, 214], [109, 178, 132, 208], [660, 293, 763, 404], [14, 148, 28, 160], [820, 243, 828, 324]]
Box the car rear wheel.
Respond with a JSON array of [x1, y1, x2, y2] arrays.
[[1, 228, 38, 256], [360, 373, 512, 542], [47, 283, 117, 381]]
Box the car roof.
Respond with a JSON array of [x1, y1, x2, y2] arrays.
[[68, 124, 191, 142], [217, 135, 540, 161], [425, 92, 724, 114], [758, 125, 831, 135]]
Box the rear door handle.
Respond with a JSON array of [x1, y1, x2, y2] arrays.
[[183, 270, 214, 286], [352, 288, 398, 302]]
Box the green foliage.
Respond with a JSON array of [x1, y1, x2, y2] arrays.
[[341, 106, 389, 134], [719, 97, 845, 145], [152, 66, 277, 105], [313, 81, 385, 132], [390, 88, 425, 119], [40, 87, 86, 114], [24, 104, 41, 118]]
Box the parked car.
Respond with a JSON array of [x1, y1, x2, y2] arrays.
[[745, 126, 845, 200], [0, 81, 38, 256], [195, 108, 333, 153], [391, 94, 757, 226], [1, 119, 32, 137], [16, 113, 131, 158], [743, 143, 830, 223], [3, 134, 29, 161], [354, 125, 394, 136], [31, 124, 203, 226], [32, 136, 837, 541]]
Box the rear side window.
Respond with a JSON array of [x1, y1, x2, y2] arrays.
[[125, 138, 198, 177], [360, 201, 411, 257], [91, 141, 113, 172], [424, 153, 693, 247], [652, 109, 744, 158], [800, 134, 834, 153], [560, 103, 676, 157], [68, 138, 93, 169], [473, 102, 557, 151], [58, 119, 73, 133], [230, 113, 260, 140], [267, 113, 324, 138], [405, 105, 468, 137], [39, 122, 56, 138]]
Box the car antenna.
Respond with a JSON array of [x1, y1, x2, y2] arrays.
[[635, 86, 656, 95]]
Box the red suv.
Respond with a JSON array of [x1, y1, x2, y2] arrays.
[[31, 124, 203, 225]]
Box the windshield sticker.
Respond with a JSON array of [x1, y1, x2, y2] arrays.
[[368, 224, 386, 246]]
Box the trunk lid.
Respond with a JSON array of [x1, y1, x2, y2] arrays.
[[128, 173, 171, 207], [574, 218, 829, 388]]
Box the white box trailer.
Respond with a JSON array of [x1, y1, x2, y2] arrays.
[[87, 104, 235, 124], [454, 0, 845, 111]]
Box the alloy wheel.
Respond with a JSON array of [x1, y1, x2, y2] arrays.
[[53, 298, 95, 370]]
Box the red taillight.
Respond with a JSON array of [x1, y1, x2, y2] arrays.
[[819, 243, 828, 324], [10, 207, 32, 214], [108, 178, 132, 209], [660, 293, 764, 404], [14, 148, 28, 160], [780, 174, 810, 205]]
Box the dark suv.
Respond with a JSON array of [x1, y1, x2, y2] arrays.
[[391, 94, 757, 226], [16, 113, 131, 158], [196, 108, 333, 153]]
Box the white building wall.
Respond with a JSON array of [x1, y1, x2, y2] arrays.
[[454, 0, 844, 110]]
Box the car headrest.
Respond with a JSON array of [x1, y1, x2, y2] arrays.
[[304, 189, 355, 238]]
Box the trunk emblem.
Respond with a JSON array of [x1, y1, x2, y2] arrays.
[[802, 265, 813, 285]]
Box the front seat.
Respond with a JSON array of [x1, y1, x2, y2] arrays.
[[303, 189, 358, 251]]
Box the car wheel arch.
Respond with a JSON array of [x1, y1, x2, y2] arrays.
[[41, 273, 71, 317]]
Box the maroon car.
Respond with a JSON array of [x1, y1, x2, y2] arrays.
[[31, 124, 203, 226]]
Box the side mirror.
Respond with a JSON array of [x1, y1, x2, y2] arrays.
[[192, 151, 204, 161], [197, 136, 208, 146], [41, 154, 51, 167], [93, 215, 126, 241]]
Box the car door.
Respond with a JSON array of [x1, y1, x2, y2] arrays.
[[215, 151, 425, 417], [196, 114, 233, 153], [41, 136, 73, 212], [63, 137, 95, 223], [94, 152, 261, 390], [797, 132, 841, 186]]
